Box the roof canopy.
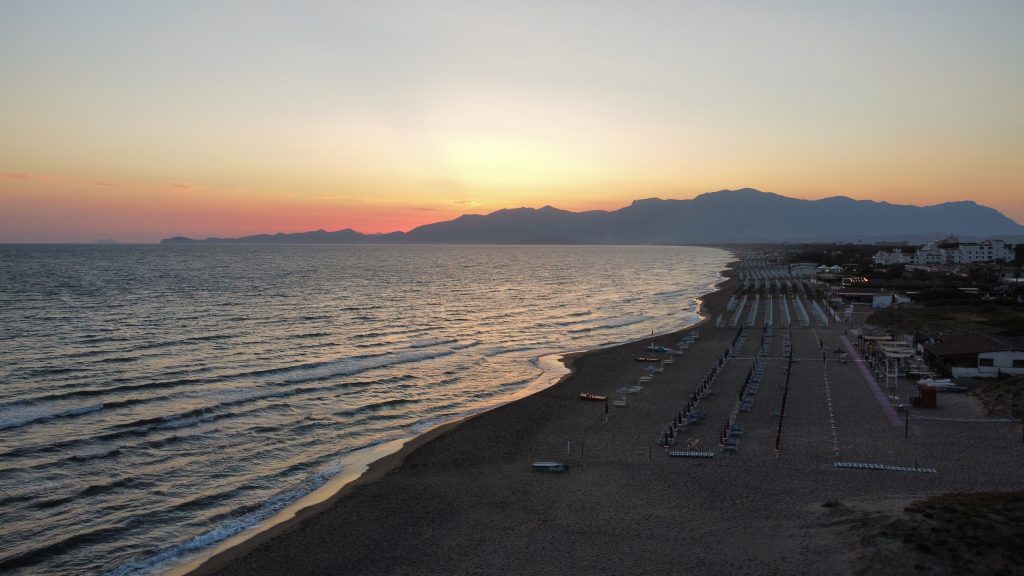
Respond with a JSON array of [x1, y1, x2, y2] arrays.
[[924, 333, 1024, 356]]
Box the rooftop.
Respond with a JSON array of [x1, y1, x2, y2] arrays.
[[923, 333, 1024, 356]]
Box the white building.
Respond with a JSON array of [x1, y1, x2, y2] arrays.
[[976, 350, 1024, 377], [925, 333, 1024, 379], [872, 250, 908, 265], [873, 237, 1015, 266], [950, 239, 1015, 264]]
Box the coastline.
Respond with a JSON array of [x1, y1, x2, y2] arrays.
[[175, 263, 736, 576], [181, 255, 1024, 575]]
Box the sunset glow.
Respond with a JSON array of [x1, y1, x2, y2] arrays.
[[2, 1, 1022, 242]]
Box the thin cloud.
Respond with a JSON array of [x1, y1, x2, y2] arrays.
[[1, 172, 125, 190], [1, 172, 66, 182]]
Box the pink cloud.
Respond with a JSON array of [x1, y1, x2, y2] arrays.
[[0, 172, 67, 182]]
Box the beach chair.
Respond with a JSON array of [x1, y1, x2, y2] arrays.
[[669, 450, 714, 458]]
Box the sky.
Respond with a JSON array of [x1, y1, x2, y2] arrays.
[[1, 1, 1022, 243]]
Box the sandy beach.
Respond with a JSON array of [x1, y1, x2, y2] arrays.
[[187, 266, 1024, 576]]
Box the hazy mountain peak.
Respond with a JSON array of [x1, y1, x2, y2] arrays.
[[161, 188, 1024, 245], [696, 188, 771, 200]]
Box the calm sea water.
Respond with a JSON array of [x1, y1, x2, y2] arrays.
[[0, 244, 729, 575]]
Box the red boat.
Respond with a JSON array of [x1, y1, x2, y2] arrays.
[[577, 393, 607, 401]]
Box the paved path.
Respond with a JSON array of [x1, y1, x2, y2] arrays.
[[840, 335, 903, 427]]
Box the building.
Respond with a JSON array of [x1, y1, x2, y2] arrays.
[[873, 237, 1015, 266], [873, 249, 908, 266], [922, 333, 1024, 378], [950, 239, 1015, 264]]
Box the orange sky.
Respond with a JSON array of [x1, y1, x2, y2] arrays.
[[1, 2, 1022, 242]]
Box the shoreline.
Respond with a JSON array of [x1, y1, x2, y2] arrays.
[[175, 265, 736, 576], [182, 255, 1024, 575]]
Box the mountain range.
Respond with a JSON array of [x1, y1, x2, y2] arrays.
[[161, 188, 1024, 245]]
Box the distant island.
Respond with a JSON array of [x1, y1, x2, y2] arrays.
[[161, 188, 1024, 245]]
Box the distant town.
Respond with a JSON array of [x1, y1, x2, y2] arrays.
[[871, 236, 1015, 267], [757, 236, 1022, 411]]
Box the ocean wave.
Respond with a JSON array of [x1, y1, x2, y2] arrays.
[[262, 347, 458, 385], [0, 522, 128, 572], [479, 345, 536, 358], [106, 465, 344, 576], [0, 402, 104, 431], [1, 381, 399, 460], [69, 447, 124, 462], [567, 315, 646, 334], [653, 287, 691, 298], [408, 337, 458, 348], [449, 340, 479, 351], [333, 398, 411, 417], [132, 333, 234, 351], [95, 355, 140, 364], [288, 331, 332, 340], [22, 376, 210, 404], [23, 366, 79, 376], [133, 431, 212, 451]]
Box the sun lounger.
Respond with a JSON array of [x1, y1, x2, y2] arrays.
[[669, 450, 714, 458], [533, 462, 569, 472], [833, 462, 937, 474]]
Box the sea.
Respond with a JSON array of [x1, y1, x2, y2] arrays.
[[0, 244, 730, 575]]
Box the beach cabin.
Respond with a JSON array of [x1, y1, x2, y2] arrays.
[[923, 333, 1024, 378], [975, 350, 1024, 377]]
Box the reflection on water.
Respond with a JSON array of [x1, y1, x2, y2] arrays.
[[0, 244, 729, 575]]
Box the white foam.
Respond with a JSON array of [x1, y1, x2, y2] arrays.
[[106, 464, 344, 576], [271, 348, 457, 384]]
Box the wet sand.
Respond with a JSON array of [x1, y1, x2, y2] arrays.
[[188, 270, 1024, 576]]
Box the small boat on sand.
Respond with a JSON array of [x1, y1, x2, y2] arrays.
[[632, 344, 660, 362], [918, 377, 953, 386], [532, 461, 569, 473], [646, 330, 670, 353], [577, 393, 607, 401]]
